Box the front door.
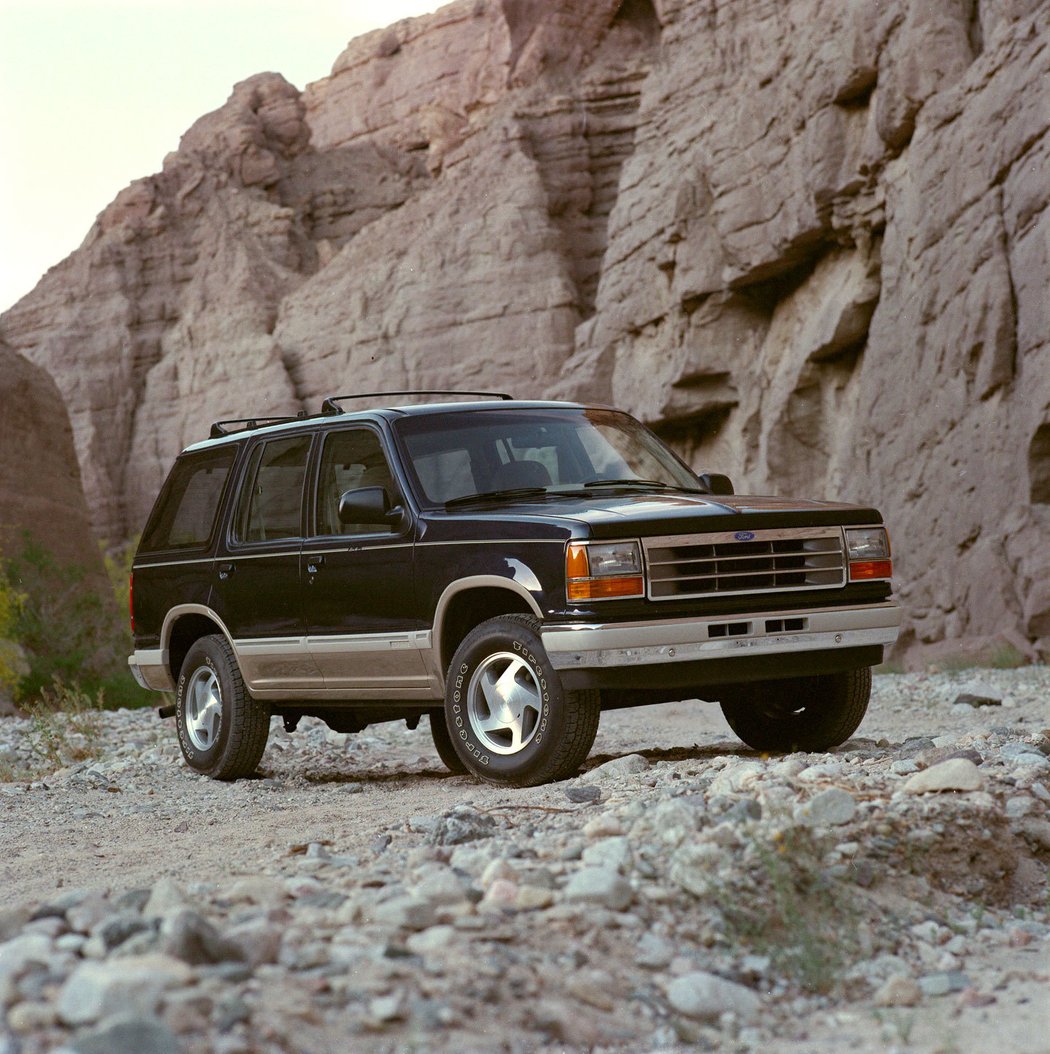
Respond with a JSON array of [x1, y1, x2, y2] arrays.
[[301, 425, 430, 694]]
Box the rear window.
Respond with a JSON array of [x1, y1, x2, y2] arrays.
[[139, 447, 236, 553]]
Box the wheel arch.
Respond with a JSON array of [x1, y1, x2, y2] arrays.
[[434, 577, 542, 681], [162, 605, 236, 683]]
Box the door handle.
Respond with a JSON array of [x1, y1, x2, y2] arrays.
[[218, 562, 235, 580], [306, 555, 325, 575]]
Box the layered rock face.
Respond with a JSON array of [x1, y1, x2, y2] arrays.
[[1, 0, 1047, 663], [0, 340, 107, 581]]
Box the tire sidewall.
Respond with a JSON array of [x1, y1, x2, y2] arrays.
[[721, 669, 870, 752], [445, 619, 566, 782], [428, 711, 469, 774], [175, 638, 232, 775]]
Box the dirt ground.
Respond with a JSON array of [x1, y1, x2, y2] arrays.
[[2, 668, 1049, 1053]]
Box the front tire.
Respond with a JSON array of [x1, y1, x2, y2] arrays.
[[175, 634, 270, 780], [428, 711, 468, 774], [445, 615, 600, 787], [719, 667, 871, 753]]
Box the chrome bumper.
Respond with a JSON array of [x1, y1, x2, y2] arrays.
[[128, 650, 175, 693], [541, 602, 901, 671]]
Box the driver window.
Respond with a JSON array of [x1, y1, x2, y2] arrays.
[[316, 429, 396, 535]]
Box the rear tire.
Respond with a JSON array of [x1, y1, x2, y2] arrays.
[[175, 634, 270, 780], [719, 667, 871, 753], [445, 615, 600, 787]]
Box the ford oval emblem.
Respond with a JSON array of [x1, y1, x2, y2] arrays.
[[734, 530, 755, 541]]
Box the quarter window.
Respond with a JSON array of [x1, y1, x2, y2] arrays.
[[139, 447, 235, 553], [233, 435, 311, 543]]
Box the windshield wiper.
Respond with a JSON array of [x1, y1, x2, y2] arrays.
[[583, 478, 672, 489], [445, 486, 549, 509]]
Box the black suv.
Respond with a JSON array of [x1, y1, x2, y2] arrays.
[[129, 394, 900, 786]]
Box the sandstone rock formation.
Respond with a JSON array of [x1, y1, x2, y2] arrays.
[[0, 338, 107, 581], [1, 0, 1048, 664]]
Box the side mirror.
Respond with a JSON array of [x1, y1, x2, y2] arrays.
[[337, 487, 404, 528], [698, 472, 734, 496]]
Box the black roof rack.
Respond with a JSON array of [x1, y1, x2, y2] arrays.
[[208, 393, 515, 440], [321, 391, 513, 415], [209, 414, 306, 439]]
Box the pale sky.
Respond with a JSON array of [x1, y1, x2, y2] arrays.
[[0, 0, 441, 313]]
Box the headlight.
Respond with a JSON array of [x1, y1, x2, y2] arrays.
[[845, 527, 893, 581], [566, 541, 645, 601]]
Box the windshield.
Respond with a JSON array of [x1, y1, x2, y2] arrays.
[[394, 407, 700, 507]]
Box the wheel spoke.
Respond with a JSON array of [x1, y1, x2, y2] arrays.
[[505, 678, 540, 718], [492, 658, 528, 705], [200, 698, 221, 746], [475, 710, 509, 733], [191, 677, 206, 718], [506, 714, 525, 752], [478, 665, 506, 712], [185, 669, 223, 751]]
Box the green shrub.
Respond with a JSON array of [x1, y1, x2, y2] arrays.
[[24, 680, 106, 770], [711, 825, 857, 993], [0, 567, 27, 695], [0, 532, 152, 709], [102, 535, 137, 617], [937, 641, 1027, 673], [0, 679, 107, 781]]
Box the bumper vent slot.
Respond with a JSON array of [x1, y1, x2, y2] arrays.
[[708, 621, 751, 639], [645, 529, 846, 601]]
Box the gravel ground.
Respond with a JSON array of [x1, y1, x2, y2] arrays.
[[1, 668, 1048, 1054]]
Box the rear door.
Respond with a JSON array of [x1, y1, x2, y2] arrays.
[[134, 444, 239, 650], [211, 432, 322, 692], [301, 424, 430, 694]]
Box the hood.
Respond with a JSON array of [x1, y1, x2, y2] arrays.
[[442, 489, 882, 537]]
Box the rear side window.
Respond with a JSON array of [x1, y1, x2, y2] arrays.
[[139, 447, 236, 553], [233, 435, 311, 544]]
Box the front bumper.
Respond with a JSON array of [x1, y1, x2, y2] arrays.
[[541, 601, 901, 674]]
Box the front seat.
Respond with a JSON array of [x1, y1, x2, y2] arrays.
[[495, 460, 551, 489]]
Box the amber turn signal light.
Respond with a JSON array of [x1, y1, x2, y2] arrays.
[[567, 575, 646, 601], [566, 542, 645, 601], [848, 559, 893, 581]]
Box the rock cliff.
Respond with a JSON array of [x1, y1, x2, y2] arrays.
[[0, 339, 107, 581], [1, 0, 1047, 664]]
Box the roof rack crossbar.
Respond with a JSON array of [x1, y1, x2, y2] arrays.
[[209, 415, 304, 439], [321, 391, 513, 414]]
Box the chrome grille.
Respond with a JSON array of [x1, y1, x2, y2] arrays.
[[644, 527, 846, 600]]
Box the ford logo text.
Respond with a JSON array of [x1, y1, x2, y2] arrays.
[[734, 530, 756, 541]]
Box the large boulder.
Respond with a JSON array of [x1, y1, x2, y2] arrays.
[[0, 338, 106, 576], [0, 339, 109, 712]]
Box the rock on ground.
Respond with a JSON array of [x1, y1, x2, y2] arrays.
[[0, 665, 1049, 1053]]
